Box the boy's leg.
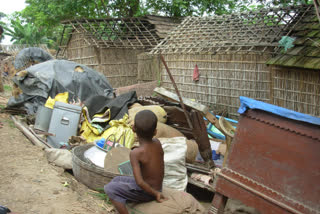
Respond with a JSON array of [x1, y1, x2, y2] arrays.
[[105, 177, 129, 214], [109, 199, 128, 214]]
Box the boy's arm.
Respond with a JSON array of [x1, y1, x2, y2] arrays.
[[130, 149, 165, 202]]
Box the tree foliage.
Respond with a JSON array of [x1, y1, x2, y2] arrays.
[[4, 18, 53, 45], [6, 0, 314, 47]]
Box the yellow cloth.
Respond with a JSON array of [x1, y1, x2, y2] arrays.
[[44, 92, 69, 109]]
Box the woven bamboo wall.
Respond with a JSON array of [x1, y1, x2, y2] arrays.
[[65, 31, 145, 88], [272, 66, 320, 117], [160, 53, 272, 119], [137, 53, 160, 83], [100, 48, 144, 88], [66, 32, 100, 71]]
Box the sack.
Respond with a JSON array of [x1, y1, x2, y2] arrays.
[[128, 188, 205, 214], [159, 137, 188, 191], [128, 105, 167, 124], [44, 148, 72, 169], [155, 122, 185, 138], [186, 140, 199, 164]]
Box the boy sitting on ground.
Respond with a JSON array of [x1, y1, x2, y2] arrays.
[[105, 110, 167, 214]]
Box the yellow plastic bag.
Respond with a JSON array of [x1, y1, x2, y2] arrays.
[[45, 92, 69, 109], [80, 114, 135, 149], [101, 114, 135, 149]]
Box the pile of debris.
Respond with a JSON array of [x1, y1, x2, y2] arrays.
[[5, 47, 234, 213]]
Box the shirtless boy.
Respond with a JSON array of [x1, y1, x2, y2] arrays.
[[105, 110, 166, 214]]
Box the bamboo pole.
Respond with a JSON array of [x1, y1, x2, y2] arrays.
[[11, 116, 51, 149]]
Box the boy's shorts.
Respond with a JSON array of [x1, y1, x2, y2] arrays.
[[104, 176, 156, 204]]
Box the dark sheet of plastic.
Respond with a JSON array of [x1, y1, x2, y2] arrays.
[[84, 91, 137, 129], [14, 47, 53, 70], [8, 59, 114, 114]]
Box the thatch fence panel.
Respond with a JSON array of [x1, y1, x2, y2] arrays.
[[65, 32, 144, 88], [100, 48, 144, 88], [272, 66, 320, 117], [161, 53, 271, 119], [66, 32, 99, 71], [137, 53, 160, 83]]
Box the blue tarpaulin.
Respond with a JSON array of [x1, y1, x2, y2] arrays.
[[238, 96, 320, 126]]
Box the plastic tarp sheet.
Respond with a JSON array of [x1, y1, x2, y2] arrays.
[[14, 47, 53, 70], [238, 96, 320, 126], [8, 59, 113, 114]]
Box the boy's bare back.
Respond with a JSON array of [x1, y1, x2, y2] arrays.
[[130, 138, 164, 191]]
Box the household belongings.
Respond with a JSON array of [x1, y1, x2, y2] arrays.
[[206, 115, 238, 140], [127, 187, 205, 214], [47, 101, 82, 148], [34, 105, 52, 132], [196, 139, 225, 167], [72, 144, 120, 190], [104, 147, 132, 175], [80, 91, 137, 146], [77, 136, 189, 191], [84, 136, 128, 168]]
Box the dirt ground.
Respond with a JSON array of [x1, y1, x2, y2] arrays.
[[0, 87, 115, 214]]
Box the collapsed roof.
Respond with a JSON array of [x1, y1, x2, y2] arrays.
[[57, 15, 182, 57], [267, 6, 320, 69], [150, 5, 312, 55]]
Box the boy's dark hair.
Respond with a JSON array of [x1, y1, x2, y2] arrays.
[[134, 110, 158, 139]]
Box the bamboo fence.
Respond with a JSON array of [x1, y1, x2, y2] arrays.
[[160, 53, 272, 119], [137, 53, 160, 83], [272, 66, 320, 117], [149, 5, 320, 119]]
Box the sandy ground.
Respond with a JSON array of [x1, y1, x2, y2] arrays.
[[0, 112, 116, 214], [0, 85, 115, 214]]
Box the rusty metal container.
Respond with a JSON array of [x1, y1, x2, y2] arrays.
[[210, 97, 320, 214]]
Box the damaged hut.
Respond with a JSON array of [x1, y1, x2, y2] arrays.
[[57, 16, 181, 88], [266, 7, 320, 117], [150, 4, 319, 119]]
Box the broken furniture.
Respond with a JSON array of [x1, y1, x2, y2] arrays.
[[154, 87, 217, 168], [210, 97, 320, 214]]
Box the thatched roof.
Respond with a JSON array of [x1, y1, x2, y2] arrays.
[[267, 6, 320, 69], [150, 5, 312, 55], [58, 15, 182, 51]]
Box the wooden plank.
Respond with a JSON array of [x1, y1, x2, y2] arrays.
[[154, 87, 209, 114]]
